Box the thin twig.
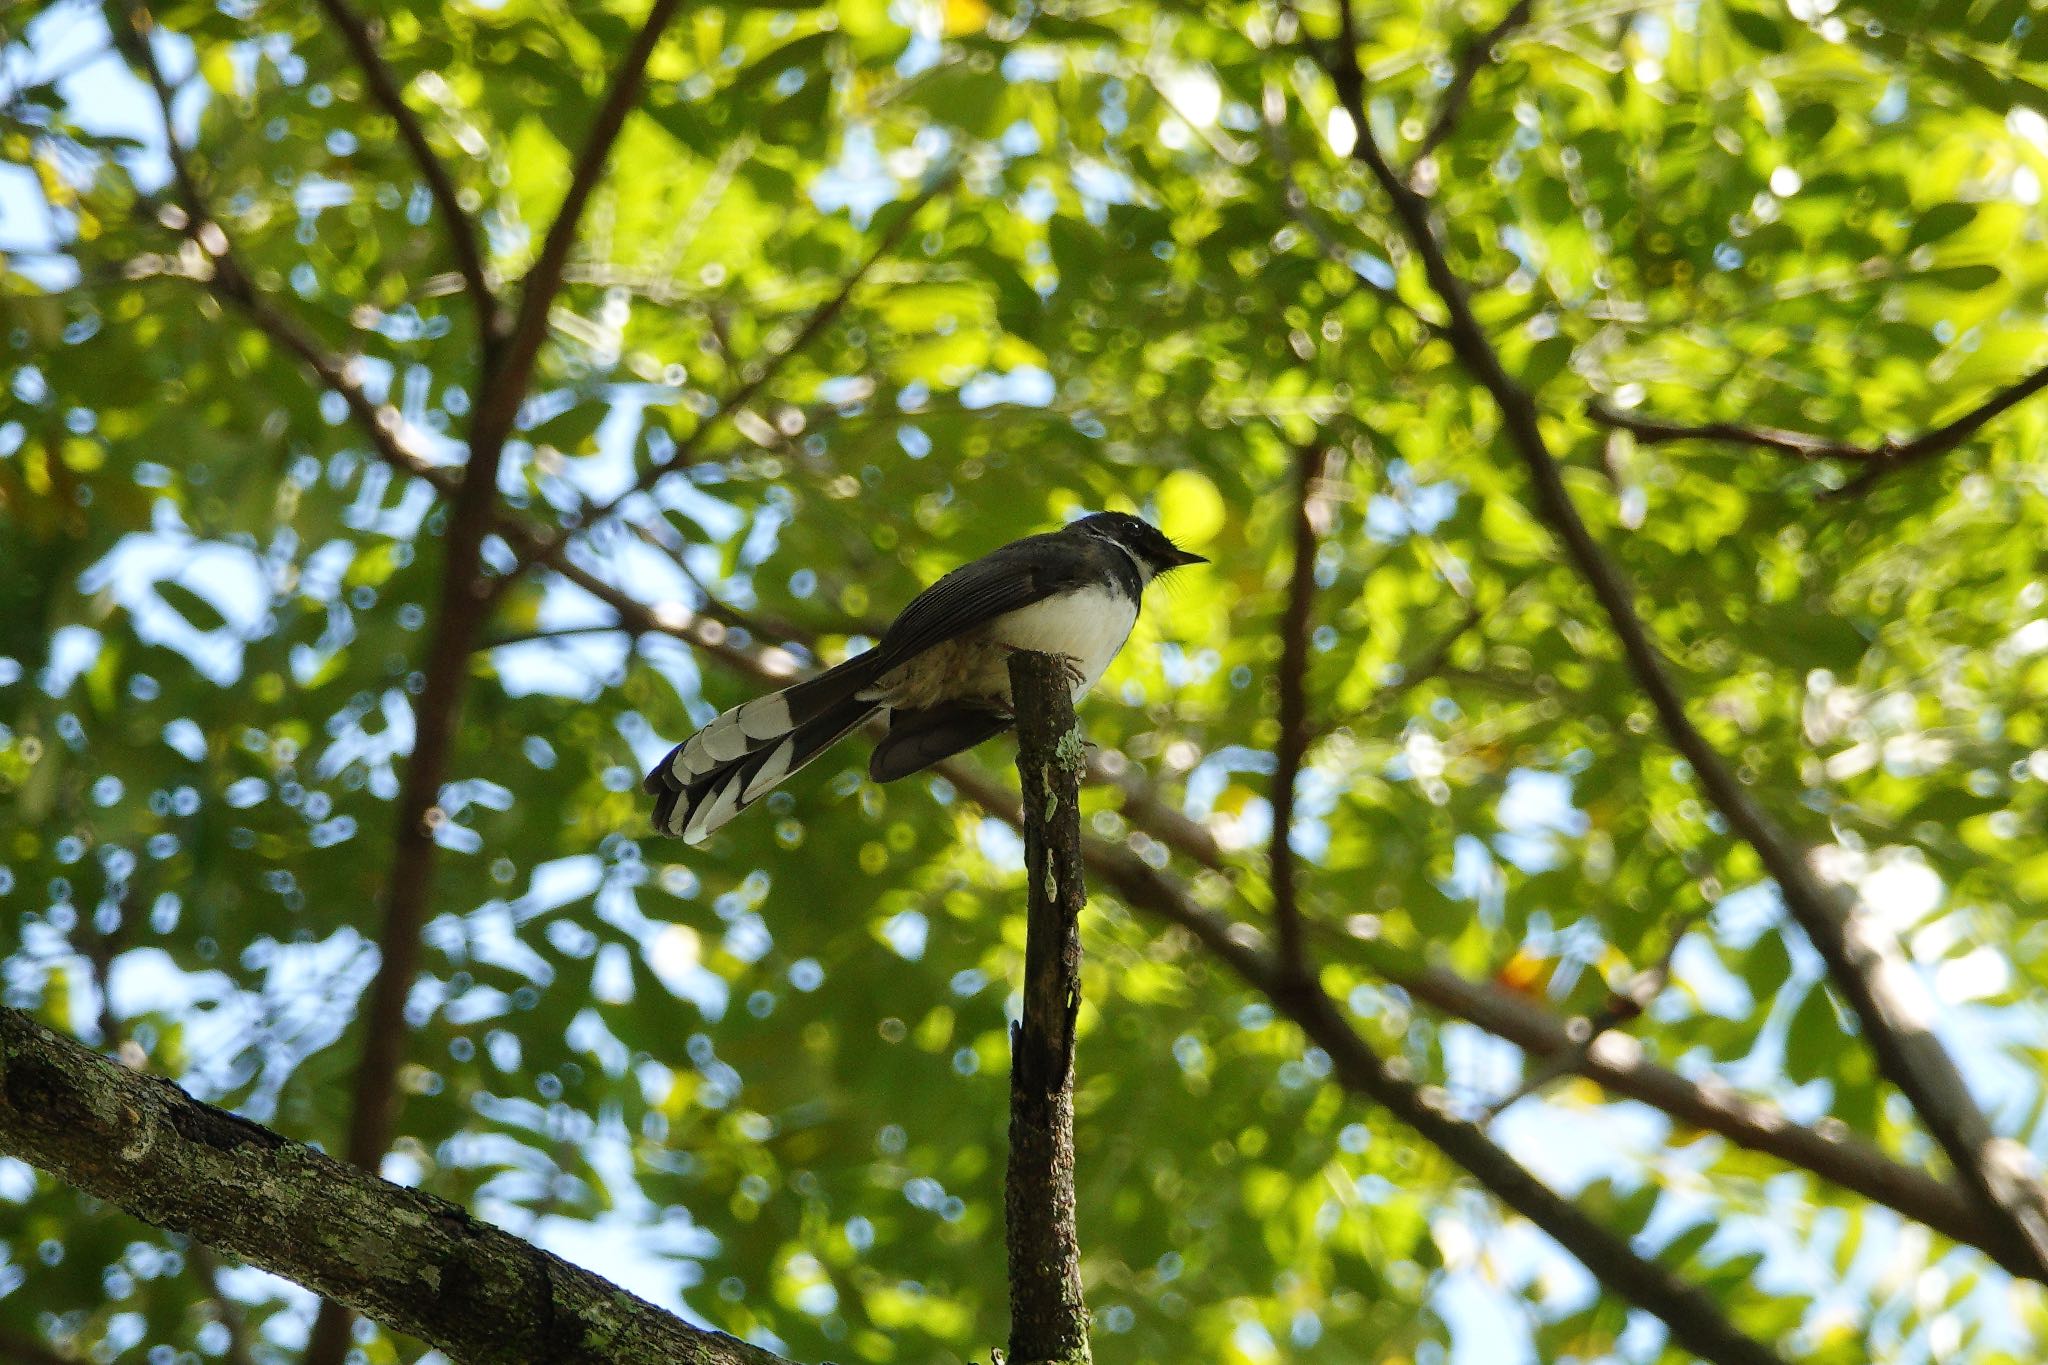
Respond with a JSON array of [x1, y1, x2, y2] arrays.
[[1319, 0, 2048, 1280], [1269, 440, 1330, 978], [117, 5, 206, 219], [478, 621, 635, 651], [1256, 71, 1450, 337], [1408, 0, 1536, 169], [1384, 953, 2047, 1279], [1586, 360, 2048, 496], [1587, 400, 1909, 463], [310, 0, 496, 332]]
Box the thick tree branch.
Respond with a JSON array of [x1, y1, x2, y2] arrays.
[[0, 1008, 790, 1365], [1269, 441, 1329, 977], [311, 0, 498, 333], [1586, 360, 2048, 495], [1004, 652, 1093, 1365], [1319, 0, 2048, 1279], [1408, 0, 1535, 169]]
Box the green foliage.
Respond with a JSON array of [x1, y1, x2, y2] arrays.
[[5, 0, 2048, 1360]]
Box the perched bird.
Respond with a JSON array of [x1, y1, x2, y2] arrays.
[[646, 511, 1205, 844]]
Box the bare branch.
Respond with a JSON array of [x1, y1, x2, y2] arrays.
[[117, 5, 206, 221], [1270, 440, 1331, 978], [1318, 0, 2048, 1278], [1587, 360, 2048, 496], [1255, 71, 1449, 337], [1585, 399, 1898, 463], [0, 1008, 791, 1365], [310, 0, 497, 330], [478, 621, 636, 651], [1004, 652, 1094, 1365], [925, 750, 1778, 1362], [1408, 0, 1536, 169], [118, 27, 520, 1354], [126, 13, 438, 483]]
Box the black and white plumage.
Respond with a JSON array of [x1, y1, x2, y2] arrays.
[[645, 511, 1205, 844]]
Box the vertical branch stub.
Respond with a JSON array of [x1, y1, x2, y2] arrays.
[[1004, 651, 1093, 1365]]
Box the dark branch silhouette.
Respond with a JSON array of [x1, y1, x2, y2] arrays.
[[1320, 0, 2048, 1281], [93, 4, 2048, 1353], [1478, 908, 1706, 1119], [1270, 440, 1329, 977], [927, 761, 1786, 1365], [1409, 0, 1535, 168], [122, 11, 439, 493], [1390, 960, 2047, 1279], [1004, 652, 1094, 1365], [1586, 360, 2048, 496], [1080, 850, 1786, 1363]]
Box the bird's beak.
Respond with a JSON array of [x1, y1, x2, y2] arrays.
[[1167, 546, 1208, 567]]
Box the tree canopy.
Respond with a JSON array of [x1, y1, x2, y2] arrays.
[[6, 0, 2048, 1360]]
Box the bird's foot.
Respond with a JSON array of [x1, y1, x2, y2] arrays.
[[996, 644, 1088, 691]]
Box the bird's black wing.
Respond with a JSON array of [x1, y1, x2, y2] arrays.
[[868, 531, 1083, 668]]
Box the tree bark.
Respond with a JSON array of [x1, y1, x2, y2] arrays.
[[0, 1007, 789, 1365], [1004, 651, 1093, 1365]]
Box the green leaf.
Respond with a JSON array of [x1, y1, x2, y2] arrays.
[[155, 580, 229, 634], [1726, 6, 1787, 52], [1907, 202, 1979, 251]]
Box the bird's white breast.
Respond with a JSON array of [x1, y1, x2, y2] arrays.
[[984, 586, 1138, 697]]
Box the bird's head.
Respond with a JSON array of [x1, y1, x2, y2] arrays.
[[1073, 510, 1208, 582]]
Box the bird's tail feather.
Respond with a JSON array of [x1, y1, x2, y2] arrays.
[[648, 657, 883, 843]]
